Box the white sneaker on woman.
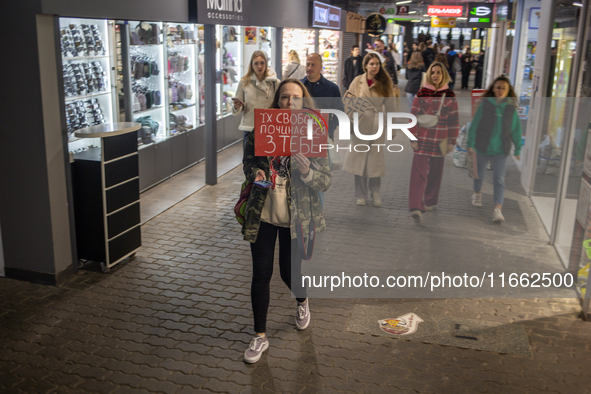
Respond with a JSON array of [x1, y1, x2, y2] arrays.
[[244, 335, 269, 364], [472, 193, 482, 207], [492, 208, 505, 223]]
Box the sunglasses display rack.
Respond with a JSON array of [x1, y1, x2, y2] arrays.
[[166, 23, 198, 136], [60, 18, 114, 154], [128, 22, 166, 147], [319, 30, 340, 85]]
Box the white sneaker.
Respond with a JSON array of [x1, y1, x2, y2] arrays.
[[472, 193, 483, 207], [244, 335, 269, 364], [492, 208, 505, 223], [356, 198, 366, 206], [410, 210, 422, 221], [296, 300, 310, 330], [372, 192, 382, 207]]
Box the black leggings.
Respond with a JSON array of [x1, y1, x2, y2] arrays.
[[250, 221, 306, 333]]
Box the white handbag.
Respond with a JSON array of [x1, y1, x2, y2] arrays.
[[417, 93, 446, 128]]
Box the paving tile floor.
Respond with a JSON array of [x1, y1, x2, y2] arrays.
[[2, 81, 591, 393]]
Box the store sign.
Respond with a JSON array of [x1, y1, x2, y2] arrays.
[[431, 17, 457, 28], [529, 8, 541, 30], [378, 6, 410, 15], [467, 3, 493, 28], [470, 39, 481, 55], [365, 13, 387, 37], [471, 89, 486, 117], [254, 109, 328, 157], [197, 0, 251, 25], [427, 5, 463, 17], [311, 1, 341, 30], [397, 5, 410, 16]]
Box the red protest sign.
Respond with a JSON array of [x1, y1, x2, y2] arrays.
[[254, 109, 328, 157]]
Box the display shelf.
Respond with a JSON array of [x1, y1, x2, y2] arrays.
[[133, 105, 164, 115], [65, 91, 111, 102], [170, 103, 196, 113], [62, 55, 110, 61]]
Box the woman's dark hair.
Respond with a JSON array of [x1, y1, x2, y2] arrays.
[[362, 52, 394, 97], [435, 53, 448, 68], [482, 75, 517, 105], [269, 79, 314, 109]]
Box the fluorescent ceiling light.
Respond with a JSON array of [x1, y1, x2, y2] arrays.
[[423, 14, 429, 17], [573, 1, 583, 6], [396, 1, 412, 4], [408, 11, 417, 14], [457, 17, 467, 20], [411, 19, 421, 22]]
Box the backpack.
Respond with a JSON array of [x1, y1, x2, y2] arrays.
[[234, 181, 253, 225], [452, 56, 462, 73]]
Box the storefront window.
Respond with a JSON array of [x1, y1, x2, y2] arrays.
[[166, 23, 198, 137], [283, 28, 316, 69], [216, 25, 243, 117], [319, 30, 340, 84], [60, 17, 114, 153]]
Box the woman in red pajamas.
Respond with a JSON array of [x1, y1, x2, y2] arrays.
[[408, 62, 459, 221]]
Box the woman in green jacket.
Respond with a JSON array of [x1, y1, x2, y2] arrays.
[[241, 79, 331, 363], [467, 76, 522, 223]]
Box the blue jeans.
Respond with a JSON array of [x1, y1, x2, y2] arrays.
[[473, 153, 507, 206], [406, 93, 415, 111]]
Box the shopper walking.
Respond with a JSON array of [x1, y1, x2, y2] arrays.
[[233, 51, 279, 150], [374, 38, 398, 87], [474, 51, 485, 89], [408, 62, 459, 220], [467, 76, 522, 223], [242, 79, 331, 363], [446, 44, 460, 90], [422, 40, 436, 71], [461, 48, 474, 90], [343, 45, 364, 91], [389, 43, 402, 72], [282, 50, 305, 80], [405, 51, 425, 110], [343, 53, 398, 207]]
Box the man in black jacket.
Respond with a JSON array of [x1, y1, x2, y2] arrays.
[[422, 40, 436, 70], [343, 45, 363, 91], [374, 38, 398, 87]]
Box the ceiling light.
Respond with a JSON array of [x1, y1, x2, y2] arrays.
[[396, 1, 412, 4], [457, 17, 467, 20], [573, 1, 583, 6], [423, 14, 429, 17], [409, 11, 417, 14], [411, 19, 421, 22]]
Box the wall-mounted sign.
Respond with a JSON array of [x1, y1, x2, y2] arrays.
[[470, 39, 482, 55], [431, 17, 457, 28], [427, 5, 463, 17], [379, 7, 396, 15], [197, 0, 251, 25], [397, 5, 410, 15], [311, 1, 341, 30], [467, 3, 493, 28], [365, 13, 387, 37], [346, 12, 365, 33], [529, 8, 541, 30]]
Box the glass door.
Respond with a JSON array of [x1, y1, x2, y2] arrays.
[[216, 25, 243, 118]]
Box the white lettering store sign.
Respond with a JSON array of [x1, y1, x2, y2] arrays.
[[198, 0, 251, 25]]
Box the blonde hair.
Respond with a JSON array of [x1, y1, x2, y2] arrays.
[[424, 62, 451, 88], [241, 51, 269, 86], [408, 51, 424, 70], [418, 42, 427, 52], [288, 50, 300, 63]]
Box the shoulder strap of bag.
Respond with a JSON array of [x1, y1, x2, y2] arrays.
[[293, 187, 316, 261], [436, 92, 446, 116], [287, 64, 300, 79]]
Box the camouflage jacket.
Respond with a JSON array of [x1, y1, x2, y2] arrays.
[[241, 132, 331, 243]]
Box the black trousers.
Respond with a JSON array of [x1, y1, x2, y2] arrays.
[[462, 70, 470, 89], [250, 221, 306, 333]]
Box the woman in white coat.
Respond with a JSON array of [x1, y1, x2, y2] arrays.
[[342, 52, 398, 207], [233, 51, 279, 149]]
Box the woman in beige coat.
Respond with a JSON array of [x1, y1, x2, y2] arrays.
[[343, 52, 398, 207]]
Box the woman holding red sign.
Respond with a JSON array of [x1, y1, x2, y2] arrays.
[[233, 51, 279, 150], [343, 52, 398, 207], [241, 79, 331, 364]]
